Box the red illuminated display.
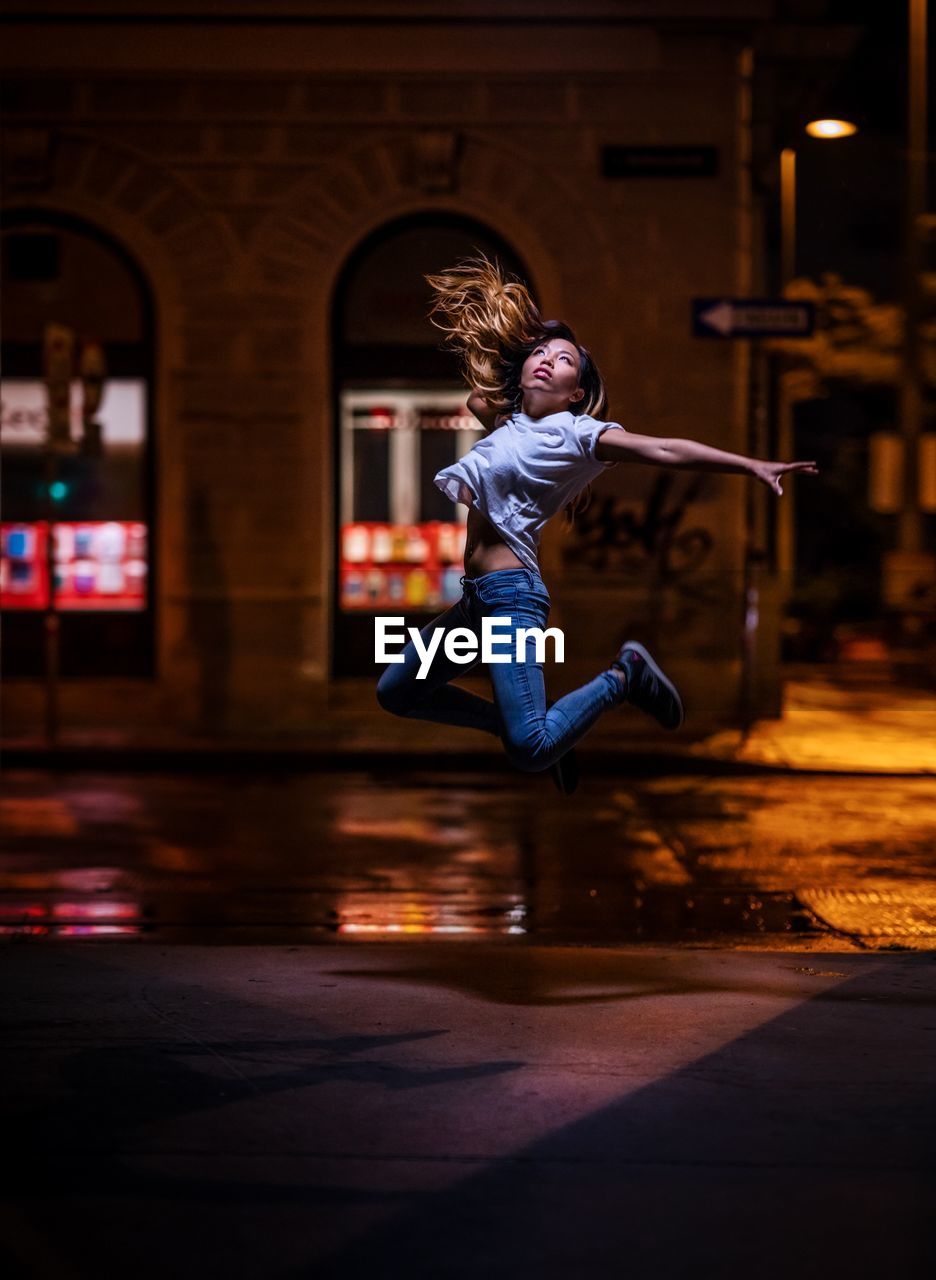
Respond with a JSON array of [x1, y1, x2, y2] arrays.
[[340, 520, 466, 610], [0, 520, 148, 611]]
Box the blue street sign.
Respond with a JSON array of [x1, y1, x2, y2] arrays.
[[692, 298, 816, 338]]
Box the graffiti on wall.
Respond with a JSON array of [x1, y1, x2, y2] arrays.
[[562, 472, 714, 582]]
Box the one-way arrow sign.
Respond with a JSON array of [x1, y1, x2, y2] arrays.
[[692, 298, 815, 338]]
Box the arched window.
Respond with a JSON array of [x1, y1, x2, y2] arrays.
[[0, 211, 154, 677], [331, 213, 532, 677]]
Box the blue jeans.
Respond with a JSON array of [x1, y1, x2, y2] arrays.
[[375, 567, 623, 772]]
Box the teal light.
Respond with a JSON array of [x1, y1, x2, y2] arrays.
[[49, 481, 69, 502]]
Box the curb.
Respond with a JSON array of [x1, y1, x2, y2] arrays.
[[2, 743, 933, 778]]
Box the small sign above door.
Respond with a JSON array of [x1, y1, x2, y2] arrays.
[[601, 146, 719, 179]]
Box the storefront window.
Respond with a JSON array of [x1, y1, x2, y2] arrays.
[[338, 390, 481, 613], [0, 213, 154, 676], [332, 214, 531, 676]]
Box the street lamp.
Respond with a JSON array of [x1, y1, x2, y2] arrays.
[[804, 118, 859, 140]]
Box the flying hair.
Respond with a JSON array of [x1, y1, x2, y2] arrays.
[[424, 252, 609, 526], [424, 254, 543, 410]]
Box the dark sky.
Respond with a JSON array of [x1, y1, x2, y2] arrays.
[[822, 0, 906, 137]]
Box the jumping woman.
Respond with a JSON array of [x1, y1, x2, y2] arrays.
[[375, 255, 817, 794]]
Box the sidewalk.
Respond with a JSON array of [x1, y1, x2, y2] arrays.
[[701, 673, 936, 774], [4, 671, 936, 775]]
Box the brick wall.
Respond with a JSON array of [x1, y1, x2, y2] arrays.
[[1, 14, 766, 734]]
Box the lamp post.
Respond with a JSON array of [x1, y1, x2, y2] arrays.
[[780, 147, 797, 290]]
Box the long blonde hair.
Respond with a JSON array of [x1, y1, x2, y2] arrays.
[[424, 253, 607, 527]]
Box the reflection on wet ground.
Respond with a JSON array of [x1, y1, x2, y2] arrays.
[[2, 769, 936, 947]]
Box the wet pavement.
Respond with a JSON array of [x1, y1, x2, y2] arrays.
[[2, 767, 936, 949], [3, 767, 935, 1277]]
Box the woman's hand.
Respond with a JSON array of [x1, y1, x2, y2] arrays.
[[752, 459, 819, 496]]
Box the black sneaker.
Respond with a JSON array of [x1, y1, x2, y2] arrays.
[[546, 697, 581, 794], [611, 641, 685, 730]]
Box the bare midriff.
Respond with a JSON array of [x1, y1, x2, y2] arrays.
[[462, 504, 526, 578]]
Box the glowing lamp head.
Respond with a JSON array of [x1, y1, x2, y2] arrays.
[[805, 118, 858, 139]]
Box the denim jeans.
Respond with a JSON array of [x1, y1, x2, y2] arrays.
[[375, 566, 623, 772]]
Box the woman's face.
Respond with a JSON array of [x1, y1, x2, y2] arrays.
[[519, 338, 585, 417]]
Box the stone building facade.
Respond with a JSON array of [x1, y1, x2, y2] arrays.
[[1, 1, 785, 743]]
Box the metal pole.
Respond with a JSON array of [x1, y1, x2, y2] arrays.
[[780, 147, 797, 290], [777, 148, 797, 617], [737, 44, 758, 734], [42, 448, 60, 746], [899, 0, 927, 555], [40, 322, 79, 747]]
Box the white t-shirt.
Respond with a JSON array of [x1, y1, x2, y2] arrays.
[[433, 409, 621, 573]]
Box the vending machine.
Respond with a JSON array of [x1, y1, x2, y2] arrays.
[[335, 388, 483, 675]]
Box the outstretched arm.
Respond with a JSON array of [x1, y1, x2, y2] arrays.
[[594, 427, 818, 495]]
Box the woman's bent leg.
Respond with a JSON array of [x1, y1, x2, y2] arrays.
[[375, 599, 501, 736], [487, 588, 622, 772], [493, 655, 622, 772]]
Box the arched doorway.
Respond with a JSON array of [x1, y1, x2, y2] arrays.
[[331, 213, 532, 677], [0, 210, 155, 677]]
